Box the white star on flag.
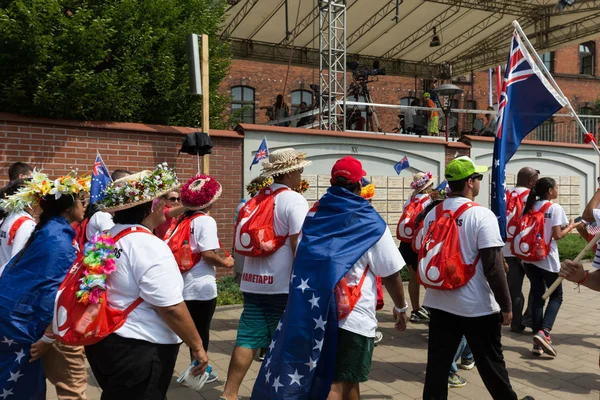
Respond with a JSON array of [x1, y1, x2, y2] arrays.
[[297, 278, 310, 293], [272, 376, 283, 393], [1, 337, 14, 347], [276, 321, 283, 331], [494, 159, 500, 167], [305, 357, 318, 371], [265, 356, 272, 368], [313, 338, 324, 351], [14, 349, 25, 363], [7, 370, 23, 383], [0, 388, 13, 399], [290, 273, 296, 283], [265, 369, 272, 384], [288, 369, 304, 386], [308, 294, 320, 309], [313, 315, 327, 331], [269, 339, 277, 352]]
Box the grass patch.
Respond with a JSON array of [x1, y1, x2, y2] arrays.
[[401, 266, 411, 282], [558, 234, 594, 262], [217, 276, 244, 306]]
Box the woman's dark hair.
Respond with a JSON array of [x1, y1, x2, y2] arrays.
[[0, 179, 29, 220], [414, 199, 443, 228], [410, 99, 420, 107], [275, 94, 284, 109], [84, 202, 99, 220], [523, 177, 556, 215], [331, 176, 361, 194], [112, 202, 153, 225]]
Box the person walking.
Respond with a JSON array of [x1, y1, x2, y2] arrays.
[[414, 156, 521, 400]]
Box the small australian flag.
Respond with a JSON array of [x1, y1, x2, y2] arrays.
[[90, 153, 112, 204], [250, 138, 270, 170]]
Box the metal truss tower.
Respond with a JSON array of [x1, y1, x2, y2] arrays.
[[319, 0, 346, 131]]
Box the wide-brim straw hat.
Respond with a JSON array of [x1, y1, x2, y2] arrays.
[[98, 164, 180, 213], [261, 148, 312, 178], [181, 174, 222, 210], [411, 172, 436, 196]]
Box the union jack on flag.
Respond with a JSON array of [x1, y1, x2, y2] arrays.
[[250, 137, 270, 170], [491, 30, 567, 239], [90, 153, 112, 204]]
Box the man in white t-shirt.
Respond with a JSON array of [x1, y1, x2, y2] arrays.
[[0, 210, 35, 275], [221, 148, 310, 400], [505, 167, 539, 333], [415, 156, 521, 400]]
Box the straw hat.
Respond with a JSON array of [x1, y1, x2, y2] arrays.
[[180, 174, 222, 210], [97, 163, 180, 212], [261, 148, 312, 178], [411, 172, 435, 196]]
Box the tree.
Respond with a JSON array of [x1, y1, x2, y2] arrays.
[[0, 0, 231, 128]]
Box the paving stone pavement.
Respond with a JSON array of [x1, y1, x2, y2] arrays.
[[47, 273, 600, 400]]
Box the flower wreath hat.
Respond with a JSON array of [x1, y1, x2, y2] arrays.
[[0, 169, 90, 212], [97, 163, 179, 212], [181, 174, 222, 210], [260, 148, 312, 178], [411, 172, 436, 196]]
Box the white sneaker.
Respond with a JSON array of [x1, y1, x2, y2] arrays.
[[206, 371, 219, 384], [374, 331, 383, 344]]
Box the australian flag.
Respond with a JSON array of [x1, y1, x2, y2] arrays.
[[251, 186, 386, 399], [90, 153, 112, 204], [491, 30, 566, 239], [250, 138, 269, 170], [394, 156, 410, 175]]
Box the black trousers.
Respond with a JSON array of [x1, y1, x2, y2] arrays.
[[185, 298, 217, 353], [85, 333, 180, 400], [506, 256, 533, 331], [423, 308, 517, 400]]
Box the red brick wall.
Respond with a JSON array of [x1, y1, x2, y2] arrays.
[[0, 114, 243, 278]]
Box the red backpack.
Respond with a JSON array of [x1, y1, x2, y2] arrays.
[[336, 265, 371, 320], [505, 189, 529, 242], [397, 196, 430, 242], [234, 187, 290, 257], [72, 218, 89, 255], [417, 202, 480, 290], [511, 201, 552, 262], [8, 216, 34, 245], [53, 227, 150, 346], [375, 276, 384, 311], [165, 214, 206, 272]]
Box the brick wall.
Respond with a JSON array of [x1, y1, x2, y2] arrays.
[[0, 113, 244, 278]]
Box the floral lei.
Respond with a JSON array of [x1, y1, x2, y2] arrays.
[[294, 179, 309, 194], [361, 183, 375, 199], [411, 171, 433, 190], [0, 169, 90, 212], [246, 177, 273, 197], [100, 162, 178, 209], [181, 174, 222, 207], [76, 233, 117, 305]]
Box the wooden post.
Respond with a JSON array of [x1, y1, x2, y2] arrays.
[[201, 34, 210, 174]]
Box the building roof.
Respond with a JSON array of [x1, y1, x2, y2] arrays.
[[222, 0, 600, 76]]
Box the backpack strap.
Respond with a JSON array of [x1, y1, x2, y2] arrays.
[[452, 201, 480, 219], [538, 201, 553, 214], [519, 190, 530, 200], [8, 216, 34, 245], [355, 264, 370, 293]]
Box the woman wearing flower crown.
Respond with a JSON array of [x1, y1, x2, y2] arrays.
[[0, 171, 89, 399]]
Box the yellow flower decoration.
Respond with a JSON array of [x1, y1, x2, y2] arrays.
[[361, 183, 375, 200]]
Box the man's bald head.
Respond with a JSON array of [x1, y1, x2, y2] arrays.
[[516, 167, 540, 189]]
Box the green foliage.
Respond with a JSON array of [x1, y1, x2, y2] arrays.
[[217, 276, 244, 306], [0, 0, 231, 128], [401, 266, 410, 282], [558, 234, 594, 262]]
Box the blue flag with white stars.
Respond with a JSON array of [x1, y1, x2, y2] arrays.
[[251, 186, 386, 399], [90, 153, 112, 204], [491, 30, 565, 240]]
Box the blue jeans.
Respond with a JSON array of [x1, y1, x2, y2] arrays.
[[449, 336, 473, 374], [524, 264, 563, 333]]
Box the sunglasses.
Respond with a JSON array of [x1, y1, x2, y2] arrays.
[[168, 197, 181, 202], [470, 174, 484, 181]]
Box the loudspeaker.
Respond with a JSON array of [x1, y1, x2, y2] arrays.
[[187, 33, 202, 95]]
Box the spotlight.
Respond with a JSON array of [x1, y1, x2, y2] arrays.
[[430, 27, 441, 47]]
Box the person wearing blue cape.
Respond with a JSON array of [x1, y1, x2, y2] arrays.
[[0, 171, 89, 400], [251, 156, 409, 400]]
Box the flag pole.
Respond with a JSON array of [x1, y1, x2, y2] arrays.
[[512, 20, 600, 157]]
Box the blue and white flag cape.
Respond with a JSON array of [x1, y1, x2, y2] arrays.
[[251, 186, 386, 399], [0, 217, 76, 399]]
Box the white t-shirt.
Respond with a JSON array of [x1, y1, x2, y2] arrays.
[[0, 211, 36, 275], [503, 187, 529, 258], [526, 201, 568, 273], [86, 211, 115, 240], [415, 197, 505, 317], [108, 224, 184, 344], [240, 183, 309, 294], [339, 227, 404, 338], [176, 212, 220, 301]]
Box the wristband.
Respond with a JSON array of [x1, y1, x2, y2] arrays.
[[394, 302, 410, 314], [576, 270, 589, 285], [41, 334, 56, 344]]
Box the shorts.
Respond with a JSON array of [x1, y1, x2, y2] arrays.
[[235, 292, 288, 349], [429, 116, 439, 134], [333, 328, 374, 383], [399, 241, 418, 271]]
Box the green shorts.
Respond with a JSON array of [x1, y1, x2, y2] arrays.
[[333, 328, 374, 383], [235, 293, 288, 349], [429, 116, 439, 134]]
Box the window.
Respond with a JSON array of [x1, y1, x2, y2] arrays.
[[291, 90, 313, 114], [538, 51, 554, 73], [580, 42, 595, 75], [231, 86, 255, 124]]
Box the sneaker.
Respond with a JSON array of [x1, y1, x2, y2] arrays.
[[459, 357, 475, 370], [533, 330, 557, 357], [257, 348, 267, 361], [448, 373, 467, 388], [206, 371, 219, 384], [409, 307, 430, 323], [374, 331, 383, 345], [531, 344, 543, 356]]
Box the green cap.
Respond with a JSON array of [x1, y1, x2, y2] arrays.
[[445, 156, 488, 182], [423, 92, 431, 98]]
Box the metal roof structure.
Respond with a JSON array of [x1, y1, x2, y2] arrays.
[[222, 0, 600, 76]]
